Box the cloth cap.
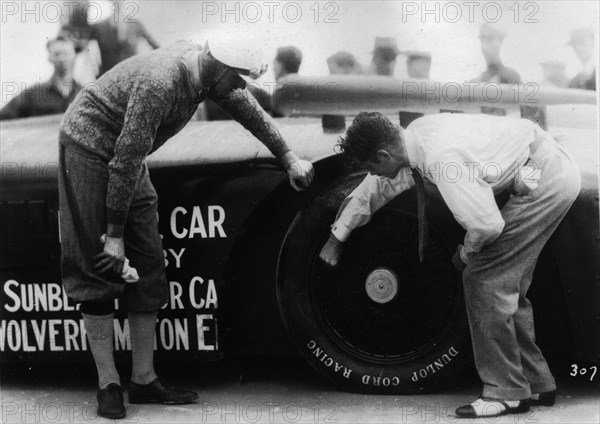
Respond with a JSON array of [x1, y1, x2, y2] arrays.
[[207, 33, 268, 81]]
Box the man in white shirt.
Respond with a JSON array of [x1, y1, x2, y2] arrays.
[[319, 112, 581, 418]]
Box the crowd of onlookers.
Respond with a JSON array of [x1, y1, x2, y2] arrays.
[[320, 24, 596, 90], [0, 2, 596, 121], [1, 0, 158, 120]]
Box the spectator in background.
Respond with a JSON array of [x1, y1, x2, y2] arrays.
[[399, 50, 432, 128], [567, 28, 596, 91], [91, 0, 160, 77], [539, 60, 569, 88], [206, 45, 301, 120], [474, 24, 521, 117], [368, 37, 400, 76], [265, 46, 303, 116], [0, 37, 82, 120], [58, 0, 99, 83], [475, 23, 521, 84], [327, 51, 362, 75], [404, 50, 432, 79], [59, 0, 93, 53], [273, 46, 303, 81], [322, 51, 362, 133]]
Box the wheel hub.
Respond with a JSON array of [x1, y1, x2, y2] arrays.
[[365, 268, 398, 304]]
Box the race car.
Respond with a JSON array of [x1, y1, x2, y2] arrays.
[[1, 78, 598, 395]]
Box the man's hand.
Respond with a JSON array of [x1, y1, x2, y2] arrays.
[[287, 159, 314, 191], [94, 236, 126, 278], [452, 244, 467, 272], [280, 151, 314, 191], [319, 233, 343, 267]]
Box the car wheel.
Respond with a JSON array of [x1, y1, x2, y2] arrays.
[[277, 173, 472, 394]]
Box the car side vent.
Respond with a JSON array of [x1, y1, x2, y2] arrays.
[[0, 200, 52, 269]]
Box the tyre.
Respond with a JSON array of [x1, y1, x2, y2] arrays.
[[277, 172, 471, 394]]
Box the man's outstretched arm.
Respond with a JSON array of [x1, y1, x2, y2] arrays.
[[211, 87, 314, 191], [320, 169, 415, 266]]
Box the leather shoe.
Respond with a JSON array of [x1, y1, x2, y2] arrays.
[[531, 389, 556, 406], [456, 396, 530, 418], [129, 377, 199, 405], [97, 383, 126, 419]]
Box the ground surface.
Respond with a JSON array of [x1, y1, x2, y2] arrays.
[[1, 357, 598, 424]]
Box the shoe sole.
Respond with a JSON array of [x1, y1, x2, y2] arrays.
[[456, 405, 530, 419], [531, 400, 555, 406], [129, 394, 199, 405], [98, 409, 126, 419]]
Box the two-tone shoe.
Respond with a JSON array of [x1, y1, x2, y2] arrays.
[[456, 396, 530, 418]]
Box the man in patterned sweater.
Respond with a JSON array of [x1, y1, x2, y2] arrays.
[[58, 39, 314, 419]]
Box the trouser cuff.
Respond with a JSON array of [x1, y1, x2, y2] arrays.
[[483, 385, 531, 401], [530, 378, 556, 394]]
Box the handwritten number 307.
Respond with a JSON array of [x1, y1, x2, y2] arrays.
[[570, 364, 597, 381]]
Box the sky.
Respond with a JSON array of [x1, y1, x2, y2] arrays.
[[1, 0, 598, 106]]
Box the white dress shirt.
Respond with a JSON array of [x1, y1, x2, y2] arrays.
[[332, 114, 545, 262]]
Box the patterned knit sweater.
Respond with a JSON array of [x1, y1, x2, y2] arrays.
[[60, 42, 290, 226]]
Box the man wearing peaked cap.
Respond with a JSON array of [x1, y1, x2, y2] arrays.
[[207, 36, 269, 81], [370, 36, 400, 76], [58, 36, 314, 419], [201, 36, 273, 118], [475, 23, 521, 85]]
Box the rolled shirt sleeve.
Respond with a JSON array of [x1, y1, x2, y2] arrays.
[[332, 168, 415, 242], [106, 78, 169, 225]]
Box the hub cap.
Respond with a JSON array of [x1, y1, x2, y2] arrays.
[[365, 268, 398, 304]]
